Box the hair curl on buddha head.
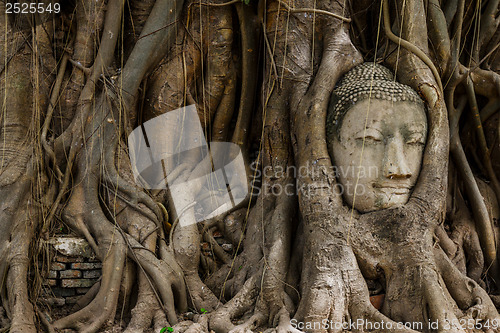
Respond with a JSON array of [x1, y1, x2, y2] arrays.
[[326, 63, 425, 141]]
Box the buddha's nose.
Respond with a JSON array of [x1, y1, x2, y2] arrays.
[[383, 134, 412, 179]]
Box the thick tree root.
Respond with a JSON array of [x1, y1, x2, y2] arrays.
[[0, 19, 54, 333], [209, 275, 260, 333], [2, 1, 499, 333], [53, 239, 126, 332]]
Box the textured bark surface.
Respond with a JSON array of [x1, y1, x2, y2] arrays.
[[0, 0, 499, 332]]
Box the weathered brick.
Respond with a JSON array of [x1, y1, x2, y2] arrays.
[[50, 262, 66, 271], [42, 279, 57, 287], [65, 296, 82, 305], [61, 279, 98, 288], [82, 270, 101, 279], [48, 270, 57, 279], [71, 262, 102, 270], [55, 255, 84, 263], [42, 297, 65, 306], [59, 270, 82, 279], [52, 287, 75, 297], [48, 237, 94, 258], [76, 288, 90, 295]]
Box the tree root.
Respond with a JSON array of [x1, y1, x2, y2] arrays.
[[0, 20, 54, 333], [2, 1, 499, 333], [209, 275, 260, 333], [53, 238, 126, 332], [435, 248, 499, 324], [437, 173, 485, 283], [123, 214, 163, 333]]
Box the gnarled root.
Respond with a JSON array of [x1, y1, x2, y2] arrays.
[[53, 237, 126, 332], [209, 275, 260, 333]]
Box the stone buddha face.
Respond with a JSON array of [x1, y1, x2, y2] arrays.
[[327, 63, 427, 212]]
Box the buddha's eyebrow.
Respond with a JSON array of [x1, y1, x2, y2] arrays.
[[364, 126, 383, 133], [367, 119, 382, 129], [406, 124, 426, 133]]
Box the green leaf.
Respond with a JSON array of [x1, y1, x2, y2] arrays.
[[160, 328, 174, 333]]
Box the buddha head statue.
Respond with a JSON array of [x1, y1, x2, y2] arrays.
[[326, 63, 428, 212]]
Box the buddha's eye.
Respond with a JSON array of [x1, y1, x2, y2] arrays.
[[406, 132, 425, 145], [354, 128, 383, 143]]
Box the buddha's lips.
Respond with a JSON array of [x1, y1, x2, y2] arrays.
[[372, 182, 411, 194]]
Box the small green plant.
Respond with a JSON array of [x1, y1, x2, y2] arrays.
[[160, 327, 174, 333], [200, 308, 207, 314]]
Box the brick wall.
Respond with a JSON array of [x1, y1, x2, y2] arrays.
[[42, 237, 102, 306]]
